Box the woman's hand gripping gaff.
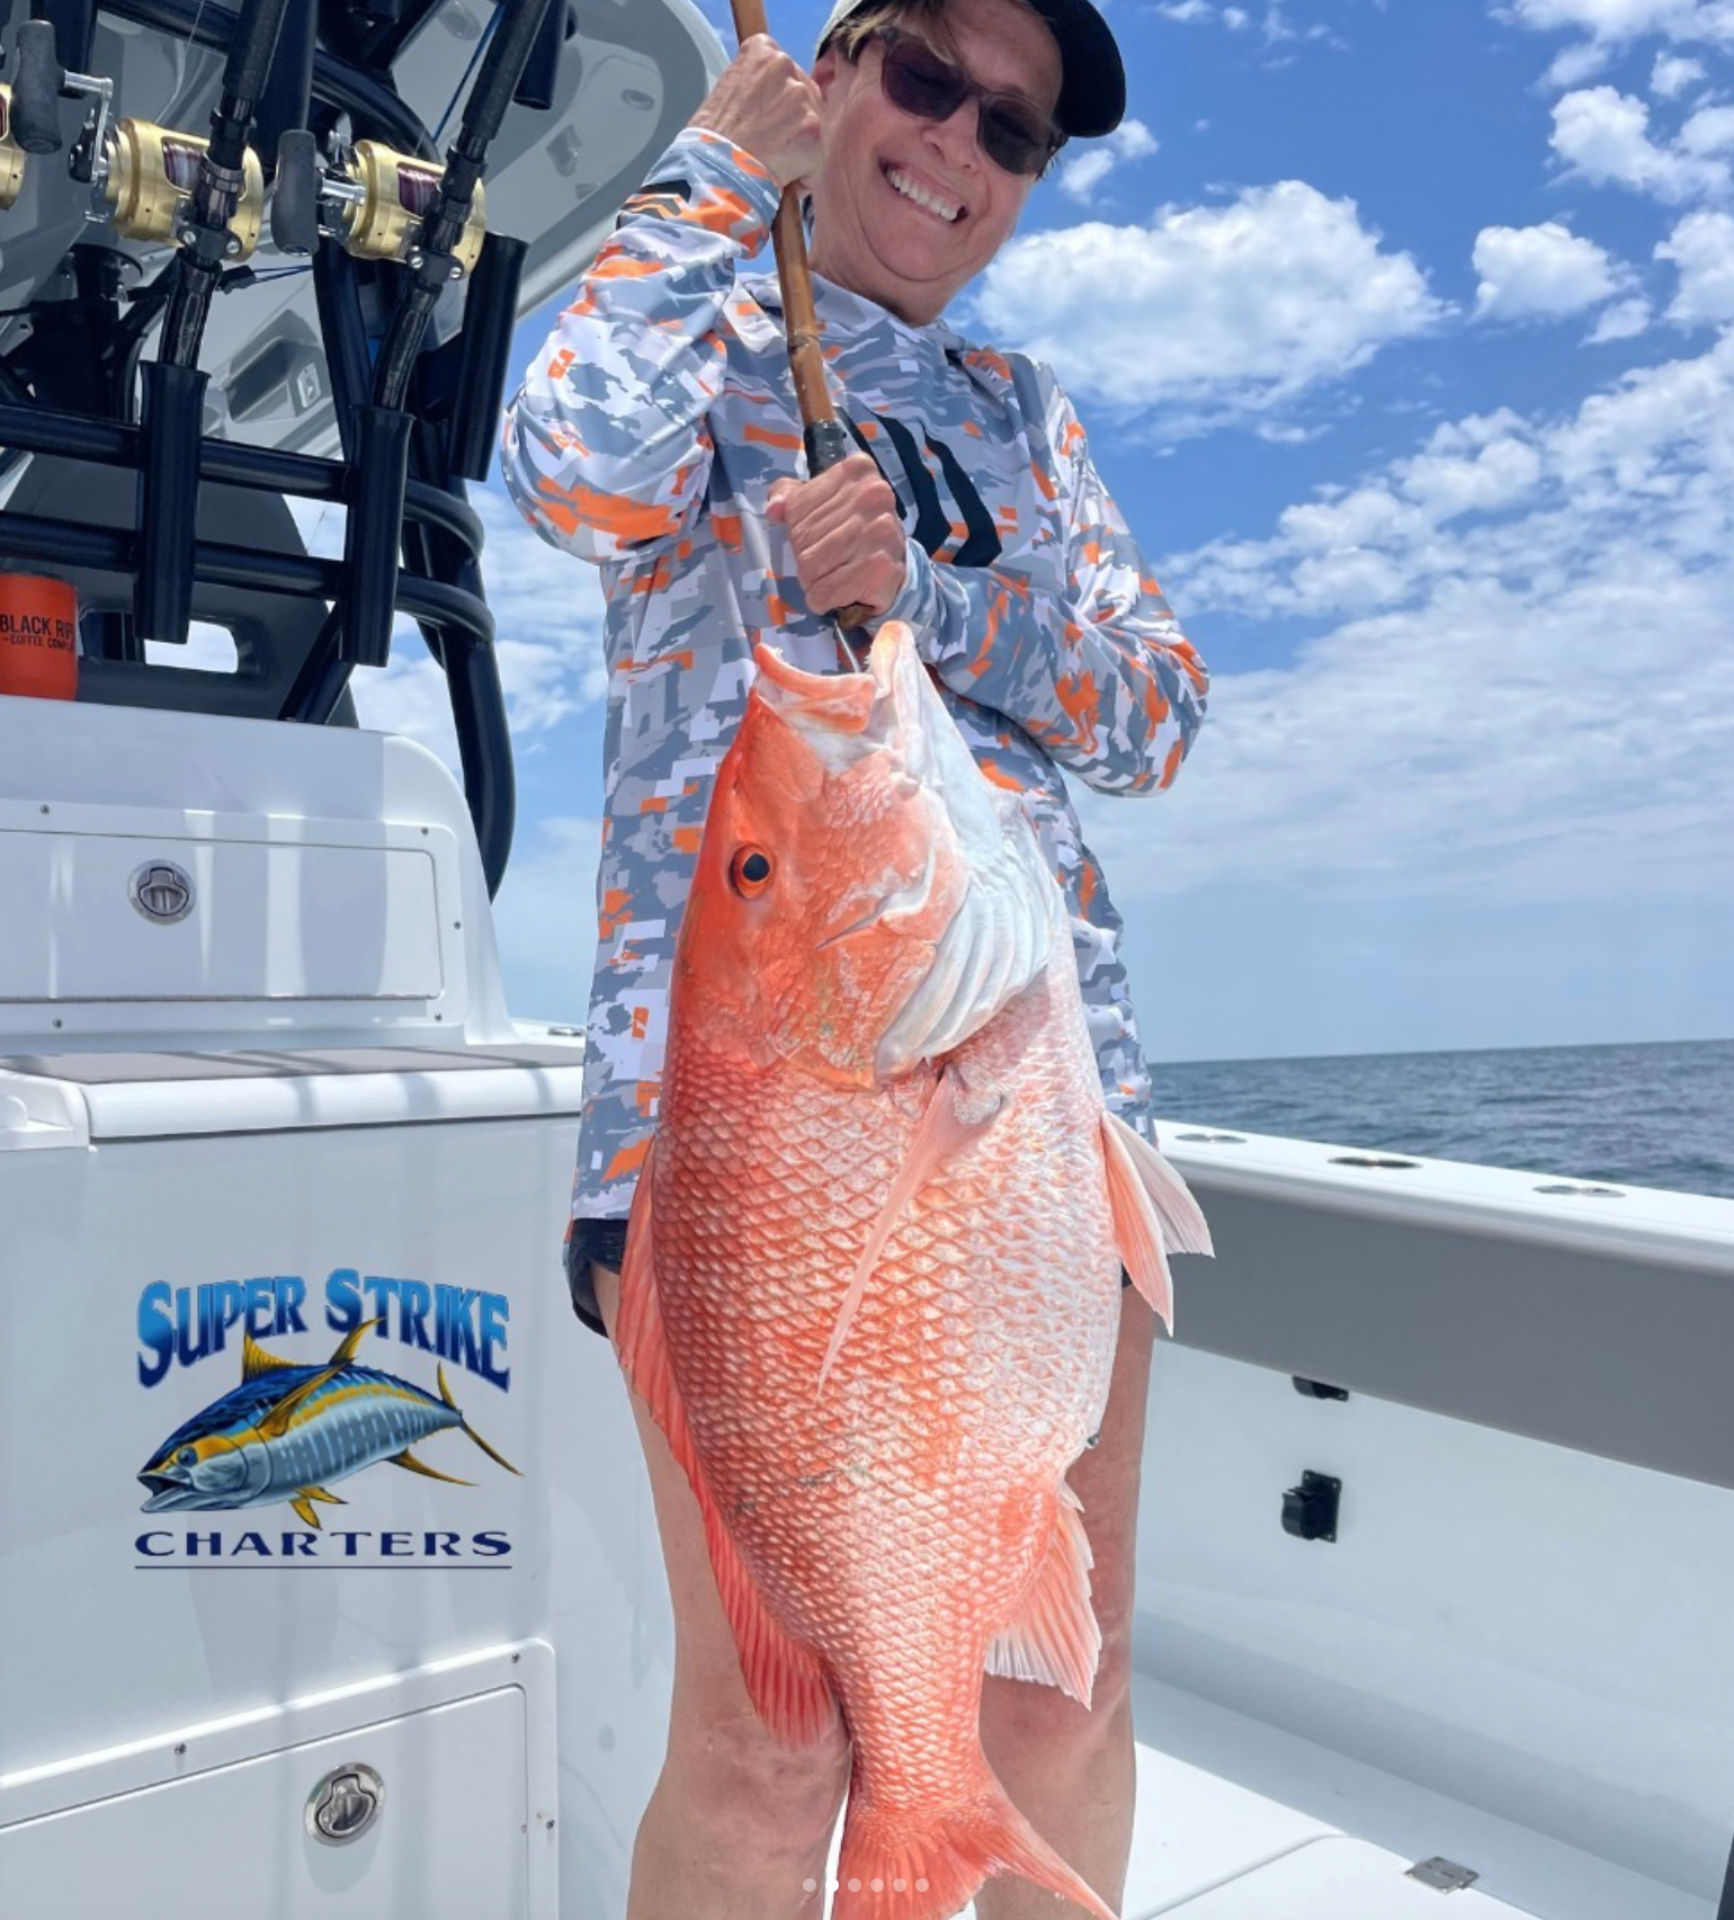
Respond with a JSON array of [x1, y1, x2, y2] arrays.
[[768, 453, 908, 623]]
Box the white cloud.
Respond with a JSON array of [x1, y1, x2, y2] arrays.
[[1585, 293, 1653, 337], [1650, 50, 1707, 92], [974, 183, 1444, 427], [1253, 420, 1329, 444], [1657, 207, 1734, 320], [1081, 333, 1734, 919], [1508, 0, 1734, 110], [1508, 0, 1734, 44], [1471, 220, 1626, 318], [1057, 119, 1158, 205], [1154, 0, 1317, 46], [1678, 102, 1734, 152], [1550, 85, 1731, 199], [1542, 39, 1613, 86]]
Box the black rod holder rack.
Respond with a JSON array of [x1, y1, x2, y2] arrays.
[[0, 398, 514, 897]]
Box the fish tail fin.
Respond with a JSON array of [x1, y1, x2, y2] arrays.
[[832, 1773, 1117, 1920], [436, 1363, 523, 1478]]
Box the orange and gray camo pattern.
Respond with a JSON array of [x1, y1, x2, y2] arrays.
[[501, 126, 1208, 1222]]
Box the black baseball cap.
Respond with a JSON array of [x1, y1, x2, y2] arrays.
[[815, 0, 1127, 139]]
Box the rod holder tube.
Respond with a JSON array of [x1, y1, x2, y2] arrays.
[[445, 626, 515, 897], [340, 404, 412, 668], [449, 232, 526, 481], [134, 360, 207, 645]]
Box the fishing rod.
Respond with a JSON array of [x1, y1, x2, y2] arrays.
[[726, 0, 874, 669]]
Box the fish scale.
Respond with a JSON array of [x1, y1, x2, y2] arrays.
[[618, 624, 1208, 1920]]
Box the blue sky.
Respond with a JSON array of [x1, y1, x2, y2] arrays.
[[355, 0, 1734, 1064]]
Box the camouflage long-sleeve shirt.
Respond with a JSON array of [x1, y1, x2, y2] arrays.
[[502, 127, 1207, 1220]]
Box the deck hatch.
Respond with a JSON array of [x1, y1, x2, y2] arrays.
[[0, 802, 453, 1008]]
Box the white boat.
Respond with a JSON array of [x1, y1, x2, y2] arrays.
[[1, 4, 1730, 1917]]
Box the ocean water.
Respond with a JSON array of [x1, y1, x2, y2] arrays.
[[1150, 1038, 1734, 1201]]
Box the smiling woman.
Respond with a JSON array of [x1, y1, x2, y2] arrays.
[[805, 0, 1063, 320], [500, 0, 1210, 1912]]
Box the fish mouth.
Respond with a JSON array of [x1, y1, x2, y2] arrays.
[[139, 1473, 202, 1512], [749, 625, 930, 769], [751, 640, 881, 769]]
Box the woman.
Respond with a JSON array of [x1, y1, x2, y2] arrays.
[[503, 2, 1208, 1912]]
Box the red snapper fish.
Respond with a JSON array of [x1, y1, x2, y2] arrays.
[[617, 622, 1210, 1920]]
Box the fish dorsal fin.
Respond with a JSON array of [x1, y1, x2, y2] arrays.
[[985, 1481, 1100, 1708], [1100, 1113, 1213, 1336], [327, 1315, 382, 1367], [242, 1330, 297, 1380], [615, 1143, 840, 1748], [817, 1066, 1003, 1392]]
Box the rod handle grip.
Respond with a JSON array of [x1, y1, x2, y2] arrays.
[[10, 19, 64, 155], [270, 129, 321, 255]]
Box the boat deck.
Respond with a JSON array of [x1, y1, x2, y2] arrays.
[[818, 1661, 1707, 1919], [1108, 1673, 1704, 1920]]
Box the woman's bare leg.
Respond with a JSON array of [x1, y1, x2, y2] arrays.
[[977, 1289, 1156, 1919], [592, 1262, 851, 1920]]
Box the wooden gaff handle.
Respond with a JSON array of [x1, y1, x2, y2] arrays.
[[728, 0, 876, 633]]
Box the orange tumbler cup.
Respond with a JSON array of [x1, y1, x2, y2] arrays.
[[0, 573, 78, 700]]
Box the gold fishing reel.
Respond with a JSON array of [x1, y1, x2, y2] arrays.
[[326, 141, 486, 274], [0, 87, 30, 211], [102, 118, 264, 258]]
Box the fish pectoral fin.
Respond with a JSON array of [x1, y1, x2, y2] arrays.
[[257, 1366, 344, 1440], [817, 1066, 1003, 1392], [288, 1487, 344, 1530], [615, 1150, 840, 1750], [1101, 1113, 1213, 1336], [390, 1448, 473, 1487], [986, 1482, 1101, 1709]]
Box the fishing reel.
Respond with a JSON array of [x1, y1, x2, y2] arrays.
[[0, 18, 110, 218], [0, 19, 264, 258], [271, 131, 487, 278], [0, 87, 29, 212], [100, 118, 265, 259]]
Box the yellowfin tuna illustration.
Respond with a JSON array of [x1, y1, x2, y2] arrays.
[[138, 1319, 519, 1529]]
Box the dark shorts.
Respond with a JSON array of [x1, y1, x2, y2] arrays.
[[563, 1215, 1131, 1340], [565, 1216, 629, 1338]]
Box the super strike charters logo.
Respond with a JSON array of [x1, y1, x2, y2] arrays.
[[133, 1269, 519, 1567]]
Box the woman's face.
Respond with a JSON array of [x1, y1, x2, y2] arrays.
[[807, 0, 1063, 327]]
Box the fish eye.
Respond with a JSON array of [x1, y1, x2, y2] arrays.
[[729, 846, 774, 897], [176, 1447, 198, 1468]]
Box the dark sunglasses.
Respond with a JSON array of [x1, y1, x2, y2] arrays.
[[867, 27, 1064, 179]]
